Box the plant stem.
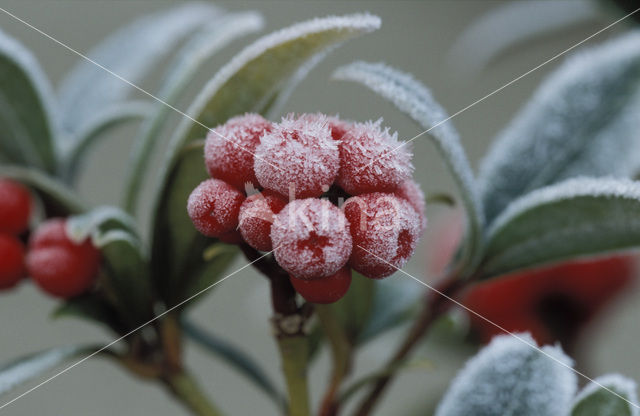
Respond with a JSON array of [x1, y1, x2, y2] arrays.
[[315, 304, 352, 416], [354, 275, 464, 416], [164, 370, 223, 416], [277, 336, 312, 416]]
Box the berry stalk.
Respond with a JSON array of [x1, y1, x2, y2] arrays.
[[163, 370, 223, 416]]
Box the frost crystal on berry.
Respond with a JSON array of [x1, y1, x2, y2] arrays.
[[337, 119, 413, 194], [344, 193, 420, 279], [395, 179, 427, 234], [238, 190, 287, 251], [204, 113, 272, 190], [254, 114, 339, 198], [187, 179, 245, 238], [271, 198, 352, 280]]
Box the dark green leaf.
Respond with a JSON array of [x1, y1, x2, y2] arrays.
[[328, 272, 374, 344], [482, 177, 640, 278], [123, 11, 264, 211], [57, 2, 221, 138], [150, 14, 380, 306], [333, 61, 484, 274], [52, 293, 126, 334], [182, 319, 286, 411], [0, 345, 102, 396], [0, 29, 57, 172], [479, 31, 640, 224], [571, 374, 638, 416], [0, 165, 84, 216]]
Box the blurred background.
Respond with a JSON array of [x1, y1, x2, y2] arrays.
[[0, 0, 638, 414]]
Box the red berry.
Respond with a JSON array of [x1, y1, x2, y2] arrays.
[[395, 179, 427, 234], [337, 120, 413, 195], [302, 113, 352, 141], [0, 234, 26, 289], [0, 178, 32, 235], [218, 230, 243, 245], [204, 113, 272, 190], [290, 267, 352, 304], [254, 114, 339, 198], [344, 193, 420, 279], [271, 198, 352, 280], [238, 190, 287, 251], [187, 179, 245, 238], [26, 218, 101, 298]]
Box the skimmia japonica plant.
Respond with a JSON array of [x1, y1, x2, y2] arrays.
[[0, 2, 639, 416]]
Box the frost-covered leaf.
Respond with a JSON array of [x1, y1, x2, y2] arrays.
[[0, 29, 57, 172], [479, 31, 640, 224], [150, 14, 380, 305], [0, 346, 99, 396], [572, 374, 639, 416], [482, 177, 640, 278], [0, 165, 83, 216], [435, 333, 577, 416], [57, 2, 220, 141], [182, 319, 285, 410], [333, 61, 484, 273], [67, 208, 152, 324], [445, 1, 599, 79], [63, 101, 152, 179], [123, 11, 264, 211]]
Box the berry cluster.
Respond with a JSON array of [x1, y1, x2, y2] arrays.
[[188, 113, 426, 304], [0, 178, 101, 298]]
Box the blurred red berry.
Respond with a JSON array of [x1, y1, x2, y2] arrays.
[[187, 179, 245, 238], [0, 178, 32, 235], [204, 113, 272, 190], [344, 193, 420, 279], [238, 190, 287, 251], [254, 114, 339, 198], [271, 198, 352, 280], [0, 233, 26, 289], [337, 120, 413, 195], [26, 218, 101, 298], [460, 256, 636, 350], [290, 267, 352, 304]]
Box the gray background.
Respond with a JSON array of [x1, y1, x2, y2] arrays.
[[0, 1, 638, 415]]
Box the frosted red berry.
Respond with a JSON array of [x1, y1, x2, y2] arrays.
[[0, 233, 26, 289], [344, 193, 420, 279], [254, 114, 339, 198], [26, 218, 101, 298], [218, 230, 243, 245], [0, 178, 32, 235], [187, 179, 245, 238], [337, 120, 413, 195], [290, 267, 352, 304], [238, 190, 287, 251], [271, 198, 352, 280], [395, 179, 427, 234], [204, 113, 272, 190], [301, 113, 352, 141]]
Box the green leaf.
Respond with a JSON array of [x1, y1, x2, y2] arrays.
[[358, 276, 422, 343], [52, 293, 127, 334], [479, 31, 640, 224], [571, 374, 639, 416], [123, 11, 264, 211], [150, 14, 380, 306], [67, 208, 152, 324], [0, 345, 101, 396], [57, 2, 221, 139], [63, 101, 153, 180], [332, 61, 484, 275], [327, 272, 375, 344], [435, 334, 577, 416], [0, 29, 57, 172], [182, 319, 286, 411], [0, 165, 84, 216], [482, 177, 640, 278]]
